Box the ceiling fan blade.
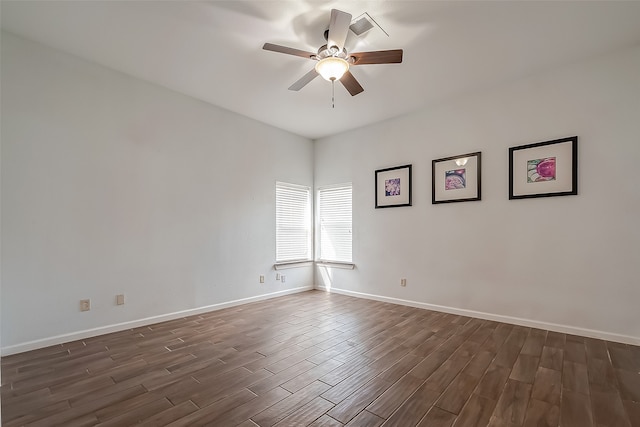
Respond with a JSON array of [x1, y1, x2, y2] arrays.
[[327, 9, 352, 52], [350, 49, 403, 65], [288, 69, 319, 91], [263, 43, 316, 60], [340, 70, 364, 96]]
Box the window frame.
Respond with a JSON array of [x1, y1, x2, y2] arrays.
[[316, 183, 353, 265], [275, 181, 313, 265]]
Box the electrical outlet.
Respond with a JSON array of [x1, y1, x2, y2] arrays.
[[259, 275, 265, 283], [80, 299, 91, 311], [276, 273, 281, 281], [281, 275, 286, 283], [116, 294, 125, 305], [400, 278, 407, 287]]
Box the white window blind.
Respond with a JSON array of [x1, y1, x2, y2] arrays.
[[276, 182, 312, 263], [318, 184, 352, 263]]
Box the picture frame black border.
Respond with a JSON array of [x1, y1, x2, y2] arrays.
[[509, 136, 578, 200], [375, 164, 412, 208], [432, 152, 482, 204]]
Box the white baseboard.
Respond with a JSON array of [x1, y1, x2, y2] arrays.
[[1, 286, 313, 356], [316, 285, 640, 346]]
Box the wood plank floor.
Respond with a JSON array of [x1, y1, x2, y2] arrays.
[[2, 290, 639, 426]]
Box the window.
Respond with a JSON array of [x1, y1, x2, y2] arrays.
[[275, 182, 312, 263], [318, 183, 352, 263]]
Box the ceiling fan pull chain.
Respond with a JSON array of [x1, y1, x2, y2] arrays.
[[332, 79, 335, 108]]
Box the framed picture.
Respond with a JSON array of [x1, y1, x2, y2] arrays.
[[509, 136, 577, 199], [432, 152, 481, 204], [375, 164, 412, 208]]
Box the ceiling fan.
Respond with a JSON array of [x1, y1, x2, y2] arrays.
[[263, 9, 403, 98]]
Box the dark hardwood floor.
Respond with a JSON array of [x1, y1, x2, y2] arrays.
[[2, 290, 639, 426]]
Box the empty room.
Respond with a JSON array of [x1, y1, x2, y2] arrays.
[[1, 1, 640, 426]]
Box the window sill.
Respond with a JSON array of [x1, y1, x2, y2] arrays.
[[274, 261, 313, 270], [315, 261, 355, 270], [274, 261, 355, 270]]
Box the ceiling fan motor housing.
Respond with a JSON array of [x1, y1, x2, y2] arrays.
[[316, 44, 351, 62]]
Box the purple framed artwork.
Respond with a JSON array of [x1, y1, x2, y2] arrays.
[[375, 164, 412, 208], [432, 152, 481, 204], [509, 136, 577, 199]]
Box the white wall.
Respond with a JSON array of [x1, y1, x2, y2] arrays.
[[2, 32, 639, 357], [0, 33, 314, 354], [0, 33, 3, 417], [314, 46, 640, 344]]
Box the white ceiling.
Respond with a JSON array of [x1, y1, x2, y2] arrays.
[[2, 1, 640, 140]]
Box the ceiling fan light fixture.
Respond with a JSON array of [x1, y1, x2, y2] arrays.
[[315, 57, 349, 81]]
